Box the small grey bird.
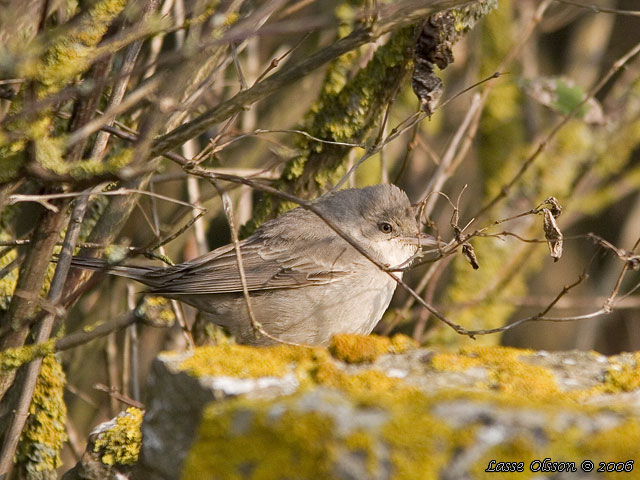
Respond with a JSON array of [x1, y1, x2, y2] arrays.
[[72, 184, 434, 346]]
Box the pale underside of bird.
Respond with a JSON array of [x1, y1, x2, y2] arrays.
[[71, 184, 430, 346]]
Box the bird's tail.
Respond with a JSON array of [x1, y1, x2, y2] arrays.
[[69, 257, 160, 287]]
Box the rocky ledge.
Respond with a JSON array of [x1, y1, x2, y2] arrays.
[[66, 335, 640, 479]]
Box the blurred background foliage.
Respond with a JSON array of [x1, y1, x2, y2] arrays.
[[0, 0, 639, 475]]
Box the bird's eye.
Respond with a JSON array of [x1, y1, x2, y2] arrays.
[[378, 222, 393, 234]]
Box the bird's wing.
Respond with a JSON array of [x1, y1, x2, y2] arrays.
[[146, 235, 358, 295]]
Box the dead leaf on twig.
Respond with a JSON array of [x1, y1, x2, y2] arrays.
[[462, 243, 479, 270], [542, 208, 563, 262]]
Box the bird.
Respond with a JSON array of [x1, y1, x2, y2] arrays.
[[71, 184, 435, 346]]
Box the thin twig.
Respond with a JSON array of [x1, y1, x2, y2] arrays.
[[8, 188, 205, 212], [150, 0, 467, 157], [601, 235, 640, 312], [554, 0, 640, 17], [209, 180, 301, 346], [333, 111, 426, 191], [66, 78, 160, 148], [459, 273, 589, 336], [93, 383, 145, 409], [56, 311, 137, 351], [0, 190, 91, 474], [421, 93, 483, 216], [147, 182, 195, 348], [473, 39, 640, 221]]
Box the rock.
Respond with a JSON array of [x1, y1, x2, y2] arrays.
[[133, 338, 640, 479], [62, 407, 142, 480]]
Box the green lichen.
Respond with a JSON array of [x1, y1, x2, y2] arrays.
[[15, 354, 67, 474], [92, 407, 144, 466], [0, 143, 24, 182], [68, 147, 134, 179], [452, 0, 498, 34], [0, 339, 56, 373], [37, 137, 134, 179], [32, 0, 128, 96], [33, 127, 67, 172], [0, 0, 128, 182], [329, 333, 416, 364]]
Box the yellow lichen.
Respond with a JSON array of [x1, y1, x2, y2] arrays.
[[471, 413, 640, 480], [182, 399, 336, 479], [431, 345, 565, 402], [328, 333, 416, 364], [0, 340, 56, 373], [603, 352, 640, 393], [176, 343, 640, 479], [177, 344, 330, 381], [34, 0, 128, 95], [135, 296, 176, 327], [431, 346, 640, 408], [314, 361, 406, 402], [345, 430, 379, 476], [92, 407, 144, 466], [0, 233, 18, 310], [15, 355, 67, 474]]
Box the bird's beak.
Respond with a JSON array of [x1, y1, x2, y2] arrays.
[[401, 233, 444, 248]]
